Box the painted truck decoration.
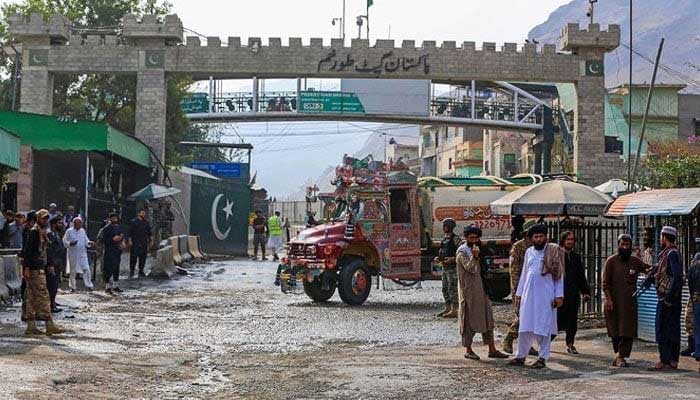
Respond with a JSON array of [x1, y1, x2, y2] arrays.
[[281, 155, 529, 306]]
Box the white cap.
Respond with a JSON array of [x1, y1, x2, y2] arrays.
[[661, 226, 677, 237]]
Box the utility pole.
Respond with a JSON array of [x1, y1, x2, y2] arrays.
[[630, 38, 664, 189], [342, 0, 346, 42], [587, 0, 598, 25], [366, 1, 370, 41], [626, 0, 633, 191]]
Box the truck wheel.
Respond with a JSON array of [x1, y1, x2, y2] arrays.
[[337, 258, 372, 306], [303, 275, 336, 302]]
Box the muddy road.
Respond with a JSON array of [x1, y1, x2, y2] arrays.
[[1, 259, 699, 399]]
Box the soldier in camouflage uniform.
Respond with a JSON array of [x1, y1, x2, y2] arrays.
[[681, 238, 700, 357], [436, 218, 462, 318], [502, 233, 530, 354]]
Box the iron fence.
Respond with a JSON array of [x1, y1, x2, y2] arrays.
[[546, 220, 627, 317]]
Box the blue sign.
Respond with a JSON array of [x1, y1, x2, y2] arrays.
[[189, 162, 247, 179]]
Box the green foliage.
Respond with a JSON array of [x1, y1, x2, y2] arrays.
[[638, 156, 700, 189], [0, 0, 227, 168]]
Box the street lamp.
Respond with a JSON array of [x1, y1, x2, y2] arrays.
[[586, 0, 598, 25], [331, 17, 343, 39], [356, 15, 368, 39]]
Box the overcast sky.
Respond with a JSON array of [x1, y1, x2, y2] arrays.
[[1, 0, 573, 198]]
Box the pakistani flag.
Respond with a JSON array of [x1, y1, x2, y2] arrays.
[[368, 0, 373, 7]]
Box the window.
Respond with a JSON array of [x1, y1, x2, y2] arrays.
[[389, 189, 412, 223], [471, 148, 483, 160], [694, 118, 700, 136], [605, 136, 623, 154], [448, 158, 453, 170], [423, 133, 432, 147]]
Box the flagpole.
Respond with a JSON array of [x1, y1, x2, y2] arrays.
[[366, 1, 370, 41]]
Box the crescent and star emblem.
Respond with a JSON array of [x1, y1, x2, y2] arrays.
[[32, 55, 43, 64], [148, 53, 161, 66], [211, 194, 234, 240], [588, 63, 601, 75]]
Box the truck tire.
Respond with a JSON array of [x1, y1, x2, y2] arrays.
[[303, 275, 336, 303], [337, 258, 372, 306]]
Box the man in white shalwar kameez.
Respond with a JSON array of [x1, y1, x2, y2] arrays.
[[63, 217, 95, 291], [508, 224, 564, 369]]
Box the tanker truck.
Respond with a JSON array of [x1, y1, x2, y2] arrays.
[[282, 155, 538, 306]]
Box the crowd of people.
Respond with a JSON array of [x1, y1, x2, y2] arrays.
[[437, 217, 700, 373], [0, 203, 158, 335]]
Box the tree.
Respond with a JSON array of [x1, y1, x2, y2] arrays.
[[637, 139, 700, 189], [0, 0, 228, 167]]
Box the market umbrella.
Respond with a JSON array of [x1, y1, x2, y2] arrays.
[[128, 183, 181, 201], [490, 180, 613, 216], [594, 179, 648, 197]]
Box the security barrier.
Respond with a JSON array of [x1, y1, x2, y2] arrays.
[[148, 245, 177, 278], [0, 257, 11, 302], [169, 236, 183, 265], [187, 236, 205, 260], [178, 235, 193, 263], [3, 256, 22, 298]]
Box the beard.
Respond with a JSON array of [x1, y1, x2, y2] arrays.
[[618, 248, 632, 261], [533, 242, 546, 250]]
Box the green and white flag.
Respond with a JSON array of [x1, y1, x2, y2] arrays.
[[367, 0, 373, 7]]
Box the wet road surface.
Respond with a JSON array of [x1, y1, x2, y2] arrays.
[[1, 258, 699, 399]]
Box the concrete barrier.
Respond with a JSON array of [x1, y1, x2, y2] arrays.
[[178, 235, 193, 263], [187, 236, 205, 260], [148, 245, 177, 278], [3, 256, 22, 298], [0, 257, 11, 302], [169, 236, 183, 265]]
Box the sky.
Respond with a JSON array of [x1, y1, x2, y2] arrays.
[[1, 0, 572, 198]]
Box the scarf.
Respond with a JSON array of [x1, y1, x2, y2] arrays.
[[456, 242, 472, 258], [541, 243, 564, 281]]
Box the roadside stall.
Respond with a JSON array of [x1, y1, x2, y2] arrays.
[[605, 188, 700, 343]]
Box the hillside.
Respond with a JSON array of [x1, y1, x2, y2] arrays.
[[528, 0, 700, 92]]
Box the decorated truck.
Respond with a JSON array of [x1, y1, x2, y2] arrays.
[[282, 155, 536, 306]]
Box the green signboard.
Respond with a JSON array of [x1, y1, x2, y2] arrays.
[[189, 176, 250, 256], [299, 91, 366, 114], [181, 93, 210, 114]]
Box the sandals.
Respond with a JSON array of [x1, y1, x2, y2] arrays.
[[646, 362, 671, 372], [612, 357, 629, 367], [464, 352, 480, 361], [488, 351, 509, 359], [507, 358, 526, 367], [530, 358, 547, 369], [566, 346, 579, 355]]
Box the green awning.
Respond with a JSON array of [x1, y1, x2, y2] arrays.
[[0, 111, 151, 168], [0, 127, 20, 170]]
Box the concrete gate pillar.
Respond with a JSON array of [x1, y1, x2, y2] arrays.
[[136, 69, 167, 162], [123, 14, 183, 166], [559, 23, 624, 185], [8, 14, 69, 210]]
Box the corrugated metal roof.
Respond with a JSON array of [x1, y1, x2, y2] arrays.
[[605, 188, 700, 217]]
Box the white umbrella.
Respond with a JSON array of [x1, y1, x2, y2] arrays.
[[490, 180, 613, 216]]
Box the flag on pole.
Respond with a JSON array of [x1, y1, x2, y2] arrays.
[[367, 0, 373, 7]]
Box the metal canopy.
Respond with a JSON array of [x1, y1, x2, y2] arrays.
[[490, 180, 613, 216], [605, 188, 700, 217], [128, 183, 182, 201]]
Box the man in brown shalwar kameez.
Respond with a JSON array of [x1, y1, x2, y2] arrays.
[[457, 226, 508, 360], [22, 209, 65, 336], [603, 234, 650, 367]]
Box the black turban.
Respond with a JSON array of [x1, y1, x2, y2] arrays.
[[527, 223, 547, 238], [464, 225, 483, 237]]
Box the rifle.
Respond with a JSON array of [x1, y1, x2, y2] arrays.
[[633, 263, 659, 299]]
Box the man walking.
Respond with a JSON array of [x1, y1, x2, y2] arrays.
[[602, 234, 649, 367], [22, 209, 64, 336], [502, 224, 531, 354], [436, 218, 460, 318], [457, 225, 508, 360], [556, 231, 591, 354], [128, 209, 152, 278], [102, 213, 125, 294], [648, 226, 684, 371], [63, 217, 94, 292], [508, 224, 564, 369], [682, 238, 700, 358], [46, 216, 66, 313], [267, 211, 284, 261], [251, 210, 268, 261]]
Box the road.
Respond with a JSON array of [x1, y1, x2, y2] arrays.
[[1, 258, 699, 399]]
